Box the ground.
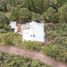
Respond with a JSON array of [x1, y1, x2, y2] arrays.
[[0, 46, 67, 67]]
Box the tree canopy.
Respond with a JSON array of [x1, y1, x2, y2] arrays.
[[0, 12, 10, 31], [10, 7, 31, 23], [0, 0, 67, 31]]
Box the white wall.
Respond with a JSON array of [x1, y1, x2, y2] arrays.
[[22, 21, 45, 42]]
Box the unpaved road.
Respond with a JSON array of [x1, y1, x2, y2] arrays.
[[0, 46, 67, 67]]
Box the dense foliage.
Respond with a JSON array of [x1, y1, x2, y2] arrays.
[[0, 0, 67, 23], [0, 52, 51, 67], [22, 41, 41, 51], [43, 23, 67, 62], [42, 44, 67, 62], [0, 0, 67, 64], [0, 31, 67, 63], [0, 32, 42, 51], [0, 33, 22, 46], [0, 12, 10, 32], [0, 0, 67, 30]]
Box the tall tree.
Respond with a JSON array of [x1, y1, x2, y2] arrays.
[[24, 0, 49, 14], [42, 7, 59, 23], [0, 0, 8, 12], [10, 7, 31, 23], [58, 4, 67, 23], [0, 12, 10, 31]]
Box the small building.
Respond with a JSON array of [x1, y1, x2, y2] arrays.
[[10, 21, 45, 42]]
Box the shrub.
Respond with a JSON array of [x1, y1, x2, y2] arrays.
[[0, 32, 22, 46], [0, 52, 51, 67], [0, 33, 5, 45], [42, 44, 67, 62], [0, 12, 10, 32], [22, 41, 41, 51], [31, 60, 41, 67], [42, 7, 59, 23], [10, 7, 31, 22]]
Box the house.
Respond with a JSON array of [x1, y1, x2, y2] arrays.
[[10, 21, 45, 42]]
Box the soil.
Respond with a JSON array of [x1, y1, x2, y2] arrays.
[[0, 46, 67, 67]]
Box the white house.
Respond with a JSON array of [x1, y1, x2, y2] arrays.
[[10, 21, 45, 42]]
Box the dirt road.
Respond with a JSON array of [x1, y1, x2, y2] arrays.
[[0, 46, 67, 67]]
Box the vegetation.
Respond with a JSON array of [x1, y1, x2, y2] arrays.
[[0, 0, 67, 30], [0, 32, 42, 51], [0, 31, 67, 63], [0, 0, 67, 23], [0, 12, 10, 32], [0, 52, 51, 67], [43, 22, 67, 62], [22, 41, 41, 51], [42, 44, 67, 62], [10, 7, 31, 23], [0, 33, 22, 46], [0, 0, 67, 64]]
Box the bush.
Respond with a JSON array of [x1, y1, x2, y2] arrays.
[[58, 4, 67, 23], [0, 33, 5, 45], [22, 41, 41, 51], [0, 33, 42, 51], [0, 52, 51, 67], [42, 44, 67, 62], [0, 12, 10, 32], [10, 7, 31, 22], [42, 7, 59, 23], [0, 32, 22, 46]]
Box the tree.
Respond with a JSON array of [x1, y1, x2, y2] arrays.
[[31, 12, 41, 21], [10, 6, 20, 21], [19, 8, 31, 22], [10, 7, 31, 23], [31, 60, 40, 67], [0, 12, 10, 31], [42, 7, 59, 23], [58, 4, 67, 23], [0, 0, 8, 12], [7, 0, 24, 7], [24, 0, 50, 14], [48, 0, 67, 12]]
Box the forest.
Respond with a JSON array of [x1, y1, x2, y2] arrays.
[[0, 0, 67, 30], [0, 0, 67, 67]]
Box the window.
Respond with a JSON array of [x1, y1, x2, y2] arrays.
[[33, 34, 35, 37], [11, 29, 14, 32], [31, 34, 35, 37]]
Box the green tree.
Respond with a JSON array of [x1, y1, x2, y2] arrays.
[[10, 7, 31, 23], [31, 60, 40, 67], [42, 7, 59, 23], [0, 12, 10, 31], [24, 0, 50, 14], [10, 6, 20, 21], [7, 0, 24, 7], [31, 12, 41, 21], [19, 8, 31, 22], [0, 0, 8, 12], [47, 0, 67, 12], [58, 4, 67, 23]]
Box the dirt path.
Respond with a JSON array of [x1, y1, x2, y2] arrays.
[[0, 46, 67, 67]]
